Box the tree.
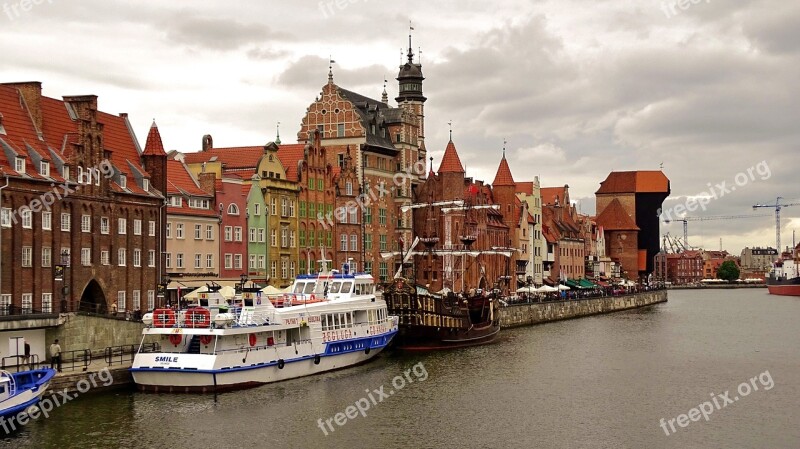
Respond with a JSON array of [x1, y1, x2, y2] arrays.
[[716, 260, 740, 282]]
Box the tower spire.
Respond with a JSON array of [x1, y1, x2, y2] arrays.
[[328, 57, 336, 84], [381, 77, 388, 104], [448, 120, 453, 141], [407, 21, 415, 63], [275, 121, 281, 145]]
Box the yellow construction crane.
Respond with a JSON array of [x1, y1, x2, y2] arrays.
[[664, 214, 771, 249], [753, 197, 800, 251]]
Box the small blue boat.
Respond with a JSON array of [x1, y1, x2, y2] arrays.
[[0, 368, 57, 419]]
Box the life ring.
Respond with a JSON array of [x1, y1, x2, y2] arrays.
[[248, 333, 257, 347], [185, 307, 211, 328], [277, 359, 285, 369], [168, 334, 182, 346], [199, 335, 213, 345], [314, 354, 321, 365], [154, 309, 176, 328]]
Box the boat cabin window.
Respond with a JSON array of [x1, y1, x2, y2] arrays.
[[200, 298, 209, 307], [244, 298, 254, 307], [294, 282, 305, 294], [303, 282, 316, 295], [329, 282, 341, 294], [341, 282, 353, 294]]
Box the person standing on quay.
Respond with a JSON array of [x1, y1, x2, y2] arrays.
[[50, 339, 62, 372], [111, 301, 118, 317]]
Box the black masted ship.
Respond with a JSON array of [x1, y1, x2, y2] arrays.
[[381, 197, 506, 350]]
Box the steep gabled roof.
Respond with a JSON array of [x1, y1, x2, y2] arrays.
[[595, 198, 639, 231], [438, 140, 464, 173], [516, 181, 534, 195], [276, 144, 306, 183], [166, 159, 209, 197], [492, 155, 515, 187], [541, 186, 568, 206]]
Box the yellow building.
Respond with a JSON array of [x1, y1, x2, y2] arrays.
[[255, 143, 299, 288]]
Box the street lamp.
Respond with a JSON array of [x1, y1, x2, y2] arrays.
[[240, 273, 248, 292], [60, 250, 70, 312]]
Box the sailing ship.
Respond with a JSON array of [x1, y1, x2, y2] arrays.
[[381, 191, 512, 350]]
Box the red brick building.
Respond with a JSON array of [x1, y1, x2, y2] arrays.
[[412, 139, 511, 292], [297, 43, 427, 281], [0, 82, 166, 315]]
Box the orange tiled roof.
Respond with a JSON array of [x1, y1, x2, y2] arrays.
[[596, 171, 670, 194], [438, 140, 464, 173], [541, 186, 568, 206], [276, 144, 306, 183], [516, 181, 534, 195], [142, 121, 167, 156], [595, 198, 639, 231], [183, 146, 265, 170], [167, 159, 210, 197], [492, 155, 515, 186]]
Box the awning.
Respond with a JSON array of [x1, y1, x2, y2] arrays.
[[595, 280, 611, 288], [565, 279, 582, 289], [168, 280, 241, 290], [578, 279, 598, 289]]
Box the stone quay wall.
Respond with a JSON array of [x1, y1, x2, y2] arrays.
[[499, 290, 668, 329]]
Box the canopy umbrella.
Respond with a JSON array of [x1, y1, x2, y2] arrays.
[[536, 285, 558, 293], [260, 285, 283, 295], [183, 286, 208, 300], [557, 285, 571, 291], [219, 285, 237, 299], [516, 286, 537, 294]]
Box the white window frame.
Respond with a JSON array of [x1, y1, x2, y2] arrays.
[[234, 254, 242, 270], [206, 225, 213, 240], [101, 250, 110, 266], [21, 208, 32, 229], [100, 217, 109, 234], [81, 248, 91, 266], [133, 249, 141, 267], [118, 218, 127, 235], [61, 213, 71, 231], [133, 219, 142, 236], [42, 247, 52, 267], [21, 293, 32, 314], [42, 211, 51, 230], [42, 293, 53, 313], [118, 248, 126, 266], [148, 220, 156, 236], [81, 215, 91, 233], [22, 246, 32, 267], [117, 291, 126, 310], [40, 161, 50, 177], [148, 250, 156, 267]]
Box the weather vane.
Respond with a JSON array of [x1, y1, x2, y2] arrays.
[[448, 120, 453, 141]]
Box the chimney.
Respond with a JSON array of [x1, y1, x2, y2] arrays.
[[198, 172, 216, 196], [202, 134, 213, 152], [63, 95, 98, 122], [2, 82, 43, 134]]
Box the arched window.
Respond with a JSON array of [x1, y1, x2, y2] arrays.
[[228, 204, 240, 215]]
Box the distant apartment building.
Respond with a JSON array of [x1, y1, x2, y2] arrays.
[[740, 247, 778, 272]]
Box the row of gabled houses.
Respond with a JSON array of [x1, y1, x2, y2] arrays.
[[0, 36, 671, 317]]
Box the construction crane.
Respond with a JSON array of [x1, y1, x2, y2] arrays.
[[753, 197, 800, 252], [664, 214, 771, 248]]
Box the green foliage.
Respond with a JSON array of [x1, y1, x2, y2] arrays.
[[716, 260, 740, 282]]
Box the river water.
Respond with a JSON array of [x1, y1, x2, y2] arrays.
[[2, 289, 799, 449]]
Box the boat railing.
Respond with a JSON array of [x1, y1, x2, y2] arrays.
[[104, 343, 160, 366], [271, 293, 329, 308], [213, 339, 314, 355]]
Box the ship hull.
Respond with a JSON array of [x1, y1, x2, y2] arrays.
[[394, 321, 500, 351], [766, 277, 800, 296]]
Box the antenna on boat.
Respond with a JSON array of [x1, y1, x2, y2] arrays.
[[317, 244, 332, 274]]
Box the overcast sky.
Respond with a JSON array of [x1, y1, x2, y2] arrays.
[[2, 0, 798, 254]]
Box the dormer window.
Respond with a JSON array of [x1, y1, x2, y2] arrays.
[[0, 113, 6, 135], [169, 196, 182, 207], [40, 161, 50, 177], [14, 157, 25, 174], [78, 166, 84, 184], [63, 166, 70, 181], [119, 174, 127, 189], [142, 178, 150, 191]]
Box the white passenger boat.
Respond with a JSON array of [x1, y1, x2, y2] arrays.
[[131, 263, 398, 393]]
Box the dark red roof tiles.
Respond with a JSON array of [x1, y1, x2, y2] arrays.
[[438, 140, 464, 173], [492, 155, 515, 187]]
